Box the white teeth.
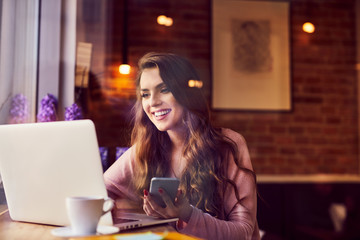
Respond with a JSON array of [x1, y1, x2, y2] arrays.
[[154, 110, 170, 117]]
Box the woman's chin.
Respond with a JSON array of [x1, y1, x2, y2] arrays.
[[154, 125, 168, 132]]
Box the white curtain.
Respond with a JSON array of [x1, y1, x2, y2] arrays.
[[0, 0, 39, 124]]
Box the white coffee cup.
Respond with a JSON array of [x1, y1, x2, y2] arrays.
[[66, 196, 114, 235]]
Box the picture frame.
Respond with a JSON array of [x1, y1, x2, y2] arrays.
[[211, 0, 291, 111]]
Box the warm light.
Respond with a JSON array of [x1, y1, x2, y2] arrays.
[[164, 17, 173, 26], [188, 80, 195, 87], [157, 15, 167, 25], [188, 80, 203, 88], [302, 22, 315, 33], [157, 15, 173, 27], [119, 64, 131, 74]]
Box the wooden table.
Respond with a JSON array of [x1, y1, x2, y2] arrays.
[[0, 204, 200, 240], [0, 206, 62, 240]]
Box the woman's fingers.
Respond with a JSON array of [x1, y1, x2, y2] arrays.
[[175, 189, 184, 203], [143, 188, 192, 220], [144, 198, 163, 217], [143, 189, 167, 218]]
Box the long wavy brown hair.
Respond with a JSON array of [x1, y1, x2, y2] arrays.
[[130, 52, 255, 219]]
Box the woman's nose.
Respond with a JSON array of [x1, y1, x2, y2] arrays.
[[150, 94, 161, 106]]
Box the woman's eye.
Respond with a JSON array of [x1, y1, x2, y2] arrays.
[[141, 92, 149, 98], [160, 88, 170, 93]]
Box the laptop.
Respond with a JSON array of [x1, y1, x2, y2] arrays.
[[0, 120, 178, 231]]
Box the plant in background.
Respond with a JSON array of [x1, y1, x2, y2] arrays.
[[37, 94, 58, 122], [64, 103, 83, 121], [99, 147, 109, 171], [116, 147, 129, 159], [9, 94, 29, 124]]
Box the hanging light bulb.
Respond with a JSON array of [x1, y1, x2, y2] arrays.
[[118, 0, 130, 75], [119, 64, 131, 75], [303, 22, 315, 33]]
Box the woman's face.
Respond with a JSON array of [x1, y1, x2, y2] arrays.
[[139, 67, 185, 133]]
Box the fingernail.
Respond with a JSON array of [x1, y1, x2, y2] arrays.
[[158, 188, 163, 194], [144, 189, 148, 196]]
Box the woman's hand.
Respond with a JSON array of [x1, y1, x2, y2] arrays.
[[143, 188, 193, 222]]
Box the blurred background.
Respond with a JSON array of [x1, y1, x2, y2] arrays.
[[75, 0, 360, 175]]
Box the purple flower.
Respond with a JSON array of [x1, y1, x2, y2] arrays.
[[99, 147, 109, 171], [99, 147, 108, 162], [116, 147, 129, 159], [37, 94, 58, 122], [9, 94, 29, 123], [65, 103, 83, 121]]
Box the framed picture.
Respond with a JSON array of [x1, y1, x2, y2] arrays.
[[211, 0, 291, 111]]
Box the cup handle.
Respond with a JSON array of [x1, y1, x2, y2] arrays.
[[102, 198, 115, 215]]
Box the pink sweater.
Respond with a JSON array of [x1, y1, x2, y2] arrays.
[[104, 129, 260, 240]]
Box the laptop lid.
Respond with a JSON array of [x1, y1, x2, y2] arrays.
[[0, 120, 112, 226]]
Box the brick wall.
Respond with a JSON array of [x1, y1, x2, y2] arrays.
[[80, 0, 359, 174]]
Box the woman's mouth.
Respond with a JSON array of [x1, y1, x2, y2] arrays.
[[153, 109, 171, 118]]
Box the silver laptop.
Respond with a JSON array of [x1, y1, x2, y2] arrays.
[[0, 120, 177, 231], [0, 120, 112, 226]]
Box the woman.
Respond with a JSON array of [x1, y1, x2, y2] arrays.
[[104, 52, 260, 240]]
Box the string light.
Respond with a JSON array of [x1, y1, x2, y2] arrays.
[[188, 80, 203, 88], [157, 15, 173, 27]]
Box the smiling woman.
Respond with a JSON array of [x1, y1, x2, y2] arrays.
[[104, 52, 260, 240]]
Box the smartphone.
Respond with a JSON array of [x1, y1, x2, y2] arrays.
[[149, 177, 180, 208]]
